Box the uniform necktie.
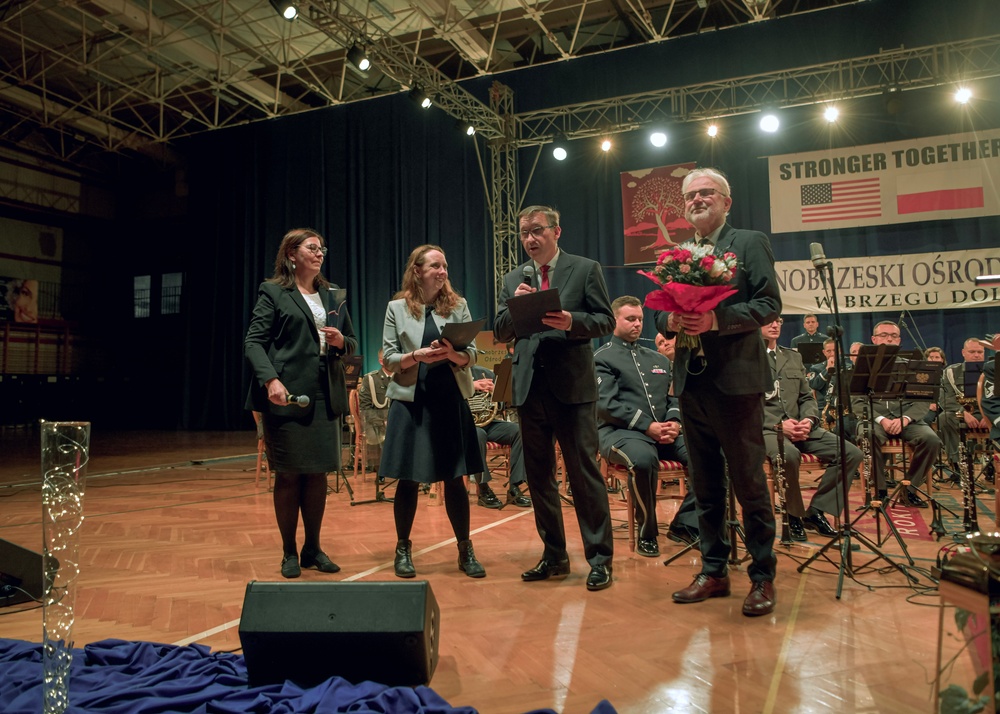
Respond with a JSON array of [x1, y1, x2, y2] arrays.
[[769, 349, 777, 380], [540, 264, 550, 291]]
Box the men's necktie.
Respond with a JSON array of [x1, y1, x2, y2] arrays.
[[769, 349, 777, 380], [540, 264, 550, 291]]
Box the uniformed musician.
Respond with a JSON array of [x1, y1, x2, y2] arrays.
[[595, 296, 688, 557]]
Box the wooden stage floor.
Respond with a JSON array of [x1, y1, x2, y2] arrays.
[[0, 427, 986, 713]]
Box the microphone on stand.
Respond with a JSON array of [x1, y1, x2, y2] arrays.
[[286, 394, 311, 407], [809, 242, 829, 288], [521, 265, 535, 287]]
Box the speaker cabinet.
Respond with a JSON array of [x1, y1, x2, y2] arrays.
[[238, 580, 439, 688], [0, 538, 47, 607]]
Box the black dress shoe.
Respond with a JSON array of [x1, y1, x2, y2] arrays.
[[586, 564, 612, 591], [672, 573, 730, 603], [280, 553, 300, 579], [903, 491, 928, 508], [521, 557, 571, 581], [300, 548, 341, 573], [636, 538, 659, 557], [802, 511, 837, 537], [477, 485, 503, 509], [506, 485, 532, 508], [787, 516, 807, 542], [666, 527, 697, 545], [742, 580, 776, 617]]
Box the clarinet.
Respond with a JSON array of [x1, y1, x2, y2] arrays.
[[960, 435, 978, 533], [860, 406, 875, 504], [774, 422, 791, 545]]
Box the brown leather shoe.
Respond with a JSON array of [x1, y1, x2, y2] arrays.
[[742, 580, 776, 616], [672, 573, 731, 603]]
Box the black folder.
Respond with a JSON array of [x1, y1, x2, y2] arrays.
[[440, 318, 486, 351], [505, 289, 563, 338]]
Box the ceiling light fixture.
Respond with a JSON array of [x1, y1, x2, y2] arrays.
[[409, 86, 432, 109], [269, 0, 298, 20], [347, 45, 371, 73]]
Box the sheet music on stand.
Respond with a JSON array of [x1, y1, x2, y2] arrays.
[[848, 344, 900, 398], [962, 361, 985, 400], [880, 359, 943, 402]]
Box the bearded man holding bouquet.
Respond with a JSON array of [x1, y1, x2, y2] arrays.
[[653, 167, 782, 617]]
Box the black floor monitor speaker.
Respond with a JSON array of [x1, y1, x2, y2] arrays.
[[0, 537, 47, 607], [238, 580, 439, 688]]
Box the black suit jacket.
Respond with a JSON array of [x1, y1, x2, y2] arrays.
[[244, 281, 358, 416], [655, 224, 781, 396], [494, 251, 615, 407]]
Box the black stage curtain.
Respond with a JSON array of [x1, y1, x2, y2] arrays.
[[143, 0, 1000, 429]]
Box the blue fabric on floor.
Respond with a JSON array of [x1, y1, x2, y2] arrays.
[[0, 638, 617, 714], [0, 638, 472, 714]]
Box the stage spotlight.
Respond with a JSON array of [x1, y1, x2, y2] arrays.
[[269, 0, 298, 20], [824, 105, 840, 123], [347, 45, 371, 72], [649, 131, 667, 147], [600, 138, 612, 152], [760, 113, 779, 133], [456, 120, 475, 136], [551, 136, 567, 161], [409, 86, 432, 109], [955, 87, 972, 104], [706, 124, 718, 138]]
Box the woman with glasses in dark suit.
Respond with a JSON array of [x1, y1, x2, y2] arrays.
[[245, 228, 357, 578]]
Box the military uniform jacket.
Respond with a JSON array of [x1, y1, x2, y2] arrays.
[[941, 362, 985, 420], [595, 336, 680, 444], [763, 346, 819, 431]]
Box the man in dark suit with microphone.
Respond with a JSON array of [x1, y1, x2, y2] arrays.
[[494, 205, 616, 591], [656, 168, 782, 617]]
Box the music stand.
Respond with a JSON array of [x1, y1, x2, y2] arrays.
[[798, 343, 918, 587], [796, 342, 825, 369]]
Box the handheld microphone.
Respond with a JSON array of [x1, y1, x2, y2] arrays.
[[521, 265, 535, 287], [809, 242, 829, 270], [286, 394, 311, 407]]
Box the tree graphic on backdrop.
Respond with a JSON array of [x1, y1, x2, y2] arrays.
[[632, 176, 686, 252], [620, 162, 696, 265]]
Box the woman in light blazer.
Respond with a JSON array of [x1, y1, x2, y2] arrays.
[[379, 244, 485, 578], [245, 228, 357, 578]]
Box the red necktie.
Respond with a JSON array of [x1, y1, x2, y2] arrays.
[[540, 264, 550, 290]]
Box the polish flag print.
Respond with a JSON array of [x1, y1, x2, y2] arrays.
[[896, 167, 985, 215]]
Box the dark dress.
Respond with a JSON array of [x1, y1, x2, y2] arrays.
[[264, 362, 341, 473], [378, 307, 483, 483]]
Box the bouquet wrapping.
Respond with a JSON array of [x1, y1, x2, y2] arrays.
[[639, 244, 738, 351]]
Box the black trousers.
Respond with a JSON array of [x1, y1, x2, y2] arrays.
[[519, 377, 613, 567], [679, 382, 776, 583]]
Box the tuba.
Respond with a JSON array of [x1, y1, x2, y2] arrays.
[[467, 391, 499, 427]]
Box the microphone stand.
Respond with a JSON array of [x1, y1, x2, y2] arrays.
[[797, 259, 917, 596]]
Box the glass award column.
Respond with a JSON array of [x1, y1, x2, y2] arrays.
[[41, 421, 90, 714]]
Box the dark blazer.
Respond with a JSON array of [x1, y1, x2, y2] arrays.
[[655, 224, 781, 396], [493, 250, 615, 407], [244, 281, 358, 416], [763, 346, 819, 429]]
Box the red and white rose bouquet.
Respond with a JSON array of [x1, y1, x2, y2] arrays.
[[638, 243, 739, 351]]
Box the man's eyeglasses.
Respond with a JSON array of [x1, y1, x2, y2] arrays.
[[682, 188, 725, 202], [301, 244, 328, 256], [873, 332, 900, 339], [518, 225, 555, 239]]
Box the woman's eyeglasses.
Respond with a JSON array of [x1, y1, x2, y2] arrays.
[[301, 244, 328, 256]]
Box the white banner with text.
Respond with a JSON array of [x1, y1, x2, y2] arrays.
[[768, 128, 1000, 233], [776, 248, 1000, 314]]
